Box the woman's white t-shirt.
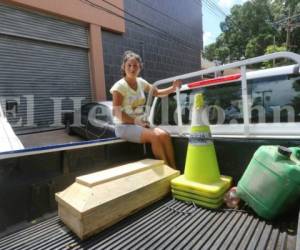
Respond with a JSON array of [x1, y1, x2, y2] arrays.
[[110, 77, 152, 124]]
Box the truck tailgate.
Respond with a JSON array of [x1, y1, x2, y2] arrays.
[[0, 198, 298, 250]]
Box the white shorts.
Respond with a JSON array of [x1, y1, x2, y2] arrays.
[[115, 124, 144, 143]]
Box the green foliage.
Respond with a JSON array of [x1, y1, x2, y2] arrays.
[[203, 43, 216, 61], [263, 44, 287, 68], [203, 0, 300, 63], [265, 44, 287, 54], [245, 34, 274, 58], [215, 46, 230, 63], [203, 34, 230, 63], [203, 44, 230, 63]]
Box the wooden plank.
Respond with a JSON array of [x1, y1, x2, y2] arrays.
[[76, 159, 164, 187]]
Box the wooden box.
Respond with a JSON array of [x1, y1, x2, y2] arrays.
[[55, 159, 179, 239]]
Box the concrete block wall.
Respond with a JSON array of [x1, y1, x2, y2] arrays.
[[102, 0, 203, 98]]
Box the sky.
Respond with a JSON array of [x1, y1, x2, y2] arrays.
[[203, 0, 248, 47]]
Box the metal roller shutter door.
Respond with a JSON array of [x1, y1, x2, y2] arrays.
[[0, 3, 91, 134]]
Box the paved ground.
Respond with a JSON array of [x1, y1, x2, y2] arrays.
[[19, 129, 84, 148]]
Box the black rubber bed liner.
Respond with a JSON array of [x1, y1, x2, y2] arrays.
[[0, 198, 298, 250]]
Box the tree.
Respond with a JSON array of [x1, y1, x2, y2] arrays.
[[220, 0, 275, 60], [271, 0, 300, 52], [203, 35, 230, 63], [203, 43, 216, 61], [245, 34, 274, 59], [263, 44, 287, 68], [265, 44, 287, 54], [215, 46, 230, 63], [203, 0, 300, 63]]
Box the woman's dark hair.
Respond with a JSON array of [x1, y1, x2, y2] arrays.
[[121, 50, 143, 77]]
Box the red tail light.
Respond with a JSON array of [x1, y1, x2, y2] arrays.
[[187, 74, 241, 88]]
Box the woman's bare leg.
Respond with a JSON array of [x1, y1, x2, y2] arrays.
[[140, 128, 168, 164], [154, 128, 176, 169], [141, 128, 176, 169]]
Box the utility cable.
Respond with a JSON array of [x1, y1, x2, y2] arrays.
[[89, 0, 199, 50], [116, 0, 199, 45], [128, 0, 203, 46], [199, 0, 224, 20], [198, 0, 248, 35], [134, 0, 197, 33], [272, 12, 300, 25], [209, 0, 230, 17], [206, 0, 229, 18], [81, 0, 195, 50]]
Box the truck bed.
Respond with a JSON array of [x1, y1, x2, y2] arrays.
[[0, 197, 298, 250]]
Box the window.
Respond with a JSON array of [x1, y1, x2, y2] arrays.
[[153, 81, 243, 126], [153, 92, 190, 126], [248, 75, 300, 123], [201, 81, 243, 124]]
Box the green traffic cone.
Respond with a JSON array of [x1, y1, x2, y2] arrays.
[[184, 93, 220, 184]]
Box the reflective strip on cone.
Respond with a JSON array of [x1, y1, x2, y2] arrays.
[[189, 131, 212, 145]]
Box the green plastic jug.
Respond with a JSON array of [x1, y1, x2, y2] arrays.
[[237, 145, 300, 219]]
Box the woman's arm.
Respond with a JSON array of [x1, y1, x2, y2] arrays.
[[146, 79, 182, 97], [112, 91, 149, 127]]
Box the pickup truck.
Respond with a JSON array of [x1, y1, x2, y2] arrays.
[[0, 52, 300, 249]]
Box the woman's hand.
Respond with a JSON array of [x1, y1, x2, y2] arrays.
[[153, 79, 183, 97], [135, 117, 150, 128], [172, 79, 182, 91]]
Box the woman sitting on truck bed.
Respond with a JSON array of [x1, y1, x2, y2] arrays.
[[110, 50, 181, 169]]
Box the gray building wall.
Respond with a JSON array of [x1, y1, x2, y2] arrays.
[[102, 0, 203, 98]]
